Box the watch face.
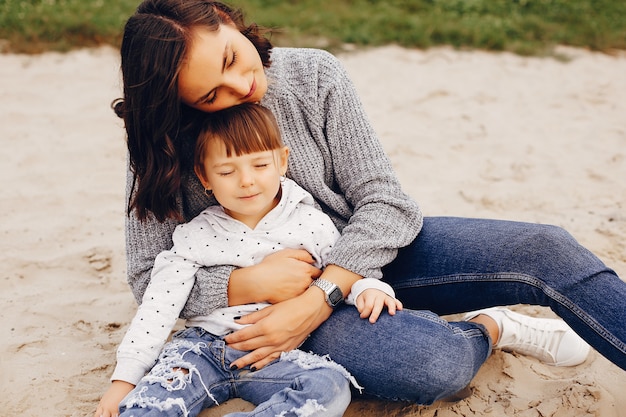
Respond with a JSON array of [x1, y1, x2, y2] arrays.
[[328, 287, 344, 306]]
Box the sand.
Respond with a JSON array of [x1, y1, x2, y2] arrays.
[[1, 44, 624, 416]]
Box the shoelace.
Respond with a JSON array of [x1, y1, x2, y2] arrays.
[[505, 318, 567, 362]]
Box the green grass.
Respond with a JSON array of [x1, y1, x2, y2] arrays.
[[0, 0, 136, 53], [1, 0, 625, 55]]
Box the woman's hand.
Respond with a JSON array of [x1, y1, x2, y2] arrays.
[[225, 289, 332, 370], [228, 249, 322, 306], [94, 380, 135, 417], [225, 265, 361, 371]]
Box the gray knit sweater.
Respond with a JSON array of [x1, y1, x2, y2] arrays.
[[125, 47, 423, 318]]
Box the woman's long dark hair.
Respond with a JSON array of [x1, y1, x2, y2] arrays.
[[113, 0, 272, 222]]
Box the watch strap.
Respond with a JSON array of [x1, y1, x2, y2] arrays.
[[310, 278, 344, 308]]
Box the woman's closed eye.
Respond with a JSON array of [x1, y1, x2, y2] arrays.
[[200, 52, 237, 106], [203, 92, 217, 105]]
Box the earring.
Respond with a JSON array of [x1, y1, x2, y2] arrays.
[[204, 188, 213, 197], [280, 176, 286, 183]]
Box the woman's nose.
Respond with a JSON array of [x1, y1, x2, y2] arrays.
[[225, 73, 250, 97]]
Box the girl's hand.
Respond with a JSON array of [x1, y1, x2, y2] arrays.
[[258, 249, 323, 303], [229, 249, 322, 306], [94, 380, 135, 417], [224, 290, 332, 370], [355, 288, 403, 324]]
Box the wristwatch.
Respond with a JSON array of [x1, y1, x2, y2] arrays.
[[310, 278, 344, 308]]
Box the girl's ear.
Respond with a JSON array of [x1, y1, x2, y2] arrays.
[[194, 165, 212, 190], [278, 146, 289, 176]]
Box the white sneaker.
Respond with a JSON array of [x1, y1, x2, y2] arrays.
[[464, 307, 590, 367]]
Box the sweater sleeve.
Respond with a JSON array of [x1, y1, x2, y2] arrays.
[[124, 163, 233, 318], [316, 51, 423, 278]]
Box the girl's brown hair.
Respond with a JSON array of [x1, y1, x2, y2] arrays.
[[114, 0, 273, 222], [194, 103, 285, 185]]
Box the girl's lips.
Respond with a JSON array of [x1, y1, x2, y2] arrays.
[[244, 78, 256, 99]]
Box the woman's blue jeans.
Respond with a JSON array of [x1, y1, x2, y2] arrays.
[[302, 216, 626, 404], [119, 328, 351, 417]]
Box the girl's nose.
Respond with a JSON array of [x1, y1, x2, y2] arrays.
[[239, 170, 254, 187]]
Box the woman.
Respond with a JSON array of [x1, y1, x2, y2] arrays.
[[115, 0, 625, 406]]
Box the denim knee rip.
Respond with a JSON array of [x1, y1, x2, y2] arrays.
[[273, 399, 327, 417], [280, 350, 363, 393], [121, 338, 218, 416]]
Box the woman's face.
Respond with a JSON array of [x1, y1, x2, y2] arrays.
[[178, 24, 268, 113]]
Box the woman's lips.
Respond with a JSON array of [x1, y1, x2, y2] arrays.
[[244, 78, 256, 99]]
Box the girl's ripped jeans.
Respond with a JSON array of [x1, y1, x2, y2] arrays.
[[118, 327, 353, 417]]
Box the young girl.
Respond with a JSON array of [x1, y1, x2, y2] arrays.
[[96, 103, 403, 417], [114, 0, 622, 406]]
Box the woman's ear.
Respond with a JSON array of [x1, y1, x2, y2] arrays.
[[278, 146, 290, 176]]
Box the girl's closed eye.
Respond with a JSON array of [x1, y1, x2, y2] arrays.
[[218, 170, 234, 176]]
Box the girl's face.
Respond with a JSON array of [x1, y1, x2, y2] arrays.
[[178, 24, 268, 113], [200, 139, 288, 229]]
